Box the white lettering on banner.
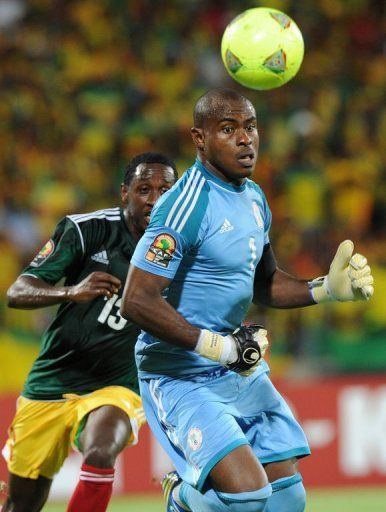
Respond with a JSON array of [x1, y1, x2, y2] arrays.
[[302, 419, 335, 449], [280, 395, 336, 449], [339, 385, 386, 476]]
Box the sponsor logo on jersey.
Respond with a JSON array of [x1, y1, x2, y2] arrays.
[[30, 239, 55, 267], [187, 427, 203, 451], [220, 218, 234, 233], [145, 233, 176, 268], [91, 250, 109, 264], [252, 202, 264, 229]]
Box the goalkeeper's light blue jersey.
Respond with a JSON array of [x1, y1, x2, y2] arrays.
[[131, 159, 272, 378]]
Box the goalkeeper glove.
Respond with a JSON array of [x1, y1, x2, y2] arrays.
[[309, 240, 374, 303], [195, 324, 269, 375]]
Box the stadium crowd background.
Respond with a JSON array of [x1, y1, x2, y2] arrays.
[[0, 0, 384, 392]]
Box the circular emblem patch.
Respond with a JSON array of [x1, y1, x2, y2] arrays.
[[187, 427, 202, 451], [242, 347, 260, 364], [30, 239, 55, 267]]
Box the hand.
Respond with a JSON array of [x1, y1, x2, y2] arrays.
[[66, 272, 121, 302], [309, 240, 374, 303], [227, 324, 269, 376], [195, 324, 269, 375]]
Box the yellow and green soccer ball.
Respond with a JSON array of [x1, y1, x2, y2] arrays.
[[221, 7, 304, 90]]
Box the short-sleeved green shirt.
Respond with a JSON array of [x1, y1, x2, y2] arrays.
[[21, 207, 140, 399]]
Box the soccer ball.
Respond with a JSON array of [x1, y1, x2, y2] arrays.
[[221, 7, 304, 90]]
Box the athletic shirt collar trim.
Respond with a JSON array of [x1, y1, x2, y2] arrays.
[[194, 159, 247, 193]]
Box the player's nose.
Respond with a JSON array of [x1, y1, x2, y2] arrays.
[[237, 129, 252, 146], [146, 190, 158, 205]]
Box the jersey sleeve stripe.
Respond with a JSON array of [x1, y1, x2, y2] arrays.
[[69, 208, 119, 218], [169, 170, 203, 231], [68, 212, 120, 223], [68, 207, 120, 221], [68, 217, 85, 254], [174, 176, 206, 233], [165, 169, 199, 227]]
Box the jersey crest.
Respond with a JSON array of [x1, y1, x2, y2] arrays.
[[252, 201, 264, 229]]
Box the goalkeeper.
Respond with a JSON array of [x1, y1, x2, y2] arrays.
[[121, 88, 374, 512]]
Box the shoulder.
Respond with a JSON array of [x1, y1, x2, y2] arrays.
[[245, 179, 272, 231], [67, 207, 121, 227], [246, 180, 270, 208], [151, 165, 210, 238], [66, 207, 121, 253], [246, 179, 266, 199]]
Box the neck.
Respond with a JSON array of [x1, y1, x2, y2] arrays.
[[123, 210, 142, 241], [197, 155, 245, 187]]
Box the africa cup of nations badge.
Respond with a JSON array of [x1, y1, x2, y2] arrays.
[[30, 239, 55, 267], [188, 427, 203, 451], [252, 201, 264, 229], [145, 233, 176, 268]]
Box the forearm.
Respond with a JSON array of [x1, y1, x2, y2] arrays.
[[121, 290, 200, 350], [121, 266, 269, 374], [254, 268, 315, 309], [7, 276, 71, 309]]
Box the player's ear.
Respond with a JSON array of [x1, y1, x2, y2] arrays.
[[191, 127, 205, 152], [120, 183, 129, 204]]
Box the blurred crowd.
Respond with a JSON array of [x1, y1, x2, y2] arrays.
[[0, 0, 385, 384]]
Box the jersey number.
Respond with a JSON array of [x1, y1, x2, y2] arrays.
[[97, 294, 127, 331]]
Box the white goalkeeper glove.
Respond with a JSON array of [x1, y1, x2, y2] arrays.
[[309, 240, 374, 304], [195, 324, 269, 376]]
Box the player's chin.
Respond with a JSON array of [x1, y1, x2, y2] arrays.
[[235, 163, 255, 178], [236, 157, 256, 173]]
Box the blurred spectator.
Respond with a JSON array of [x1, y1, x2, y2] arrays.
[[0, 0, 384, 386]]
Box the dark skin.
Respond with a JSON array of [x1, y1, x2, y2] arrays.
[[3, 164, 176, 512], [121, 97, 314, 494]]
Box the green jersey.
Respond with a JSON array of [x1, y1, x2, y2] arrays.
[[21, 207, 140, 400]]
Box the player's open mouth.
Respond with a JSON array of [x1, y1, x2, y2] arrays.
[[237, 151, 255, 166], [144, 211, 152, 223]]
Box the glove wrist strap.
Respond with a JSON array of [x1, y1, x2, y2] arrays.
[[195, 330, 236, 365], [308, 276, 333, 303]]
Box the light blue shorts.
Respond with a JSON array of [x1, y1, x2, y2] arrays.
[[140, 368, 310, 491]]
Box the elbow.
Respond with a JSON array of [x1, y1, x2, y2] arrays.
[[6, 284, 20, 308], [120, 291, 144, 322], [120, 299, 133, 320]]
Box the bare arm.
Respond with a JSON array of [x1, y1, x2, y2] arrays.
[[120, 265, 200, 350], [7, 273, 122, 310], [254, 268, 314, 308], [253, 245, 315, 309]]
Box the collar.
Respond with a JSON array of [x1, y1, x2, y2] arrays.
[[194, 159, 247, 193]]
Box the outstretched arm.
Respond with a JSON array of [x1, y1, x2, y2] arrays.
[[7, 273, 121, 310], [253, 241, 374, 309]]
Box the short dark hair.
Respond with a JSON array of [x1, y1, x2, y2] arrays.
[[123, 152, 178, 185], [193, 88, 254, 128]]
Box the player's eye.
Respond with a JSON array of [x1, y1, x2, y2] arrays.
[[247, 124, 257, 132], [139, 187, 149, 194], [222, 126, 234, 134], [160, 187, 170, 195]]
